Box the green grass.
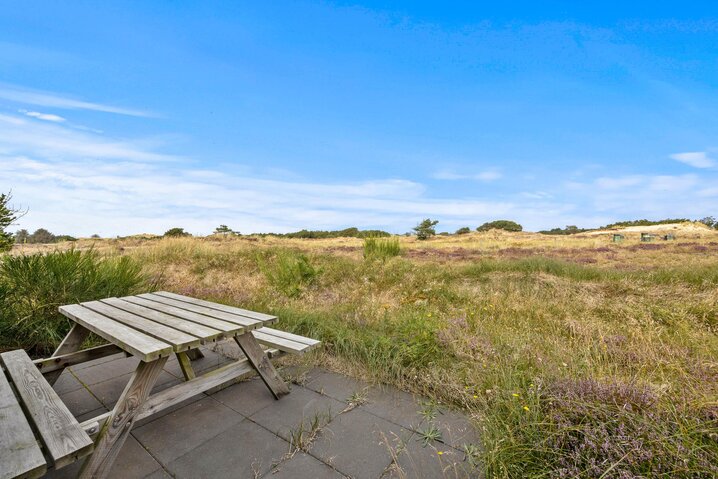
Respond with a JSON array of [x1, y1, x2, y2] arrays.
[[0, 249, 149, 355], [363, 236, 401, 260]]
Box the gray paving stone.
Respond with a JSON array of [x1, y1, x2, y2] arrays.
[[386, 435, 473, 479], [42, 436, 162, 479], [68, 352, 128, 371], [133, 396, 244, 464], [134, 394, 207, 429], [264, 452, 346, 478], [89, 370, 179, 408], [75, 405, 108, 423], [167, 419, 289, 479], [305, 370, 370, 402], [71, 356, 141, 385], [211, 377, 279, 417], [362, 385, 427, 432], [143, 469, 172, 479], [249, 386, 345, 441], [59, 385, 104, 417], [52, 369, 83, 395], [310, 407, 412, 479], [432, 408, 481, 450]]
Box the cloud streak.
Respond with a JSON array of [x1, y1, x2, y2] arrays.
[[670, 151, 715, 168], [0, 84, 152, 117]]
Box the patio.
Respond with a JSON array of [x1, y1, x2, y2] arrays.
[[42, 345, 480, 479]]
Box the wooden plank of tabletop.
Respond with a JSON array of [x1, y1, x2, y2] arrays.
[[153, 291, 277, 323], [59, 304, 173, 361], [139, 293, 264, 330], [81, 301, 201, 352], [1, 350, 94, 470], [100, 298, 224, 341], [120, 296, 243, 335], [0, 367, 47, 479]]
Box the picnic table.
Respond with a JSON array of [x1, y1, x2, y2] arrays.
[[1, 291, 319, 479]]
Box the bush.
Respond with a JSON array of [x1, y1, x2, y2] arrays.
[[455, 227, 471, 235], [539, 225, 591, 235], [164, 227, 191, 237], [363, 237, 401, 260], [477, 220, 523, 232], [260, 249, 319, 297], [0, 249, 148, 355]]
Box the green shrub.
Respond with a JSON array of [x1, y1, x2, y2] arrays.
[[0, 249, 148, 355], [164, 227, 191, 237], [455, 227, 471, 235], [363, 237, 401, 260], [260, 249, 319, 297], [477, 220, 523, 232]]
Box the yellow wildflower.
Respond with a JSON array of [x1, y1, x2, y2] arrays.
[[512, 393, 519, 397], [523, 406, 530, 411]]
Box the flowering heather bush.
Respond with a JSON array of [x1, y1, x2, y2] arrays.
[[543, 379, 718, 478]]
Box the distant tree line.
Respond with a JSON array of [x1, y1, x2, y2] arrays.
[[282, 227, 390, 239], [14, 229, 77, 244]]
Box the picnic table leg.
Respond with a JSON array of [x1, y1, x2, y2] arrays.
[[234, 333, 289, 399], [45, 323, 91, 385], [79, 356, 168, 479], [186, 348, 204, 360], [176, 351, 196, 380]]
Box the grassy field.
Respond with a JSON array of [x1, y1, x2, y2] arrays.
[[5, 226, 718, 477]]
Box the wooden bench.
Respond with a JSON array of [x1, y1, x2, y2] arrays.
[[1, 349, 94, 479], [251, 327, 321, 355]]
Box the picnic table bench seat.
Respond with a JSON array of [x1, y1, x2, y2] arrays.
[[0, 349, 93, 479], [252, 327, 321, 355]]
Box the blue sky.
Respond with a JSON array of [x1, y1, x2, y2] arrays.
[[1, 1, 717, 235]]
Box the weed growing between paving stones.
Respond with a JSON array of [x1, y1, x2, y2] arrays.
[[11, 233, 717, 477]]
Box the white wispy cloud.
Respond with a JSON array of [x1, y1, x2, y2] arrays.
[[669, 151, 716, 168], [0, 83, 152, 117], [433, 169, 502, 181], [0, 114, 180, 162], [22, 110, 66, 122]]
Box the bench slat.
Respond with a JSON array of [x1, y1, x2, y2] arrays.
[[0, 366, 46, 479], [59, 304, 173, 361], [100, 298, 224, 341], [257, 327, 321, 347], [121, 296, 243, 334], [252, 329, 321, 354], [1, 350, 93, 470], [81, 301, 201, 352], [153, 291, 277, 323], [139, 294, 264, 330]]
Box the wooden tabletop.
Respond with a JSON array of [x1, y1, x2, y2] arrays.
[[59, 292, 277, 362]]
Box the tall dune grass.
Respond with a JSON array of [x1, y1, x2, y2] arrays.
[[0, 249, 149, 355]]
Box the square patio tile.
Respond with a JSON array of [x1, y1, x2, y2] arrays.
[[310, 408, 412, 479], [88, 370, 179, 409], [263, 452, 346, 479], [249, 386, 345, 441], [70, 356, 141, 385], [167, 419, 289, 479], [361, 385, 427, 432], [304, 370, 370, 403], [42, 436, 162, 479], [59, 386, 104, 417], [132, 396, 244, 464], [52, 370, 83, 395], [386, 435, 473, 479], [211, 377, 279, 417]]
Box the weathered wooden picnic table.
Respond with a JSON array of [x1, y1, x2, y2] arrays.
[[2, 291, 319, 479]]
